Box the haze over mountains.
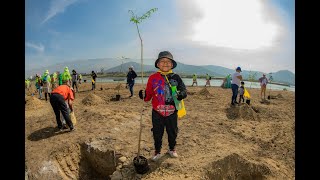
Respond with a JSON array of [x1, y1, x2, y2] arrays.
[[25, 58, 295, 85]]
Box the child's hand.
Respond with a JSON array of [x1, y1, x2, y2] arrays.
[[177, 91, 187, 100], [177, 94, 184, 101], [139, 90, 146, 100]]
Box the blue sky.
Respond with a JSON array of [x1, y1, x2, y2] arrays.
[[25, 0, 295, 73]]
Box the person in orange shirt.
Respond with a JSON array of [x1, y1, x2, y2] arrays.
[[50, 82, 75, 132]]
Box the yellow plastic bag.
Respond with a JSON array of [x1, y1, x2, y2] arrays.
[[70, 111, 77, 125], [244, 88, 251, 99], [177, 100, 186, 118]]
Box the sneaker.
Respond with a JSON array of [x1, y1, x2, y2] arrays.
[[69, 128, 75, 132], [167, 150, 178, 158], [151, 153, 161, 162]]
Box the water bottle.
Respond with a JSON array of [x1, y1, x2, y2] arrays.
[[171, 86, 182, 110]]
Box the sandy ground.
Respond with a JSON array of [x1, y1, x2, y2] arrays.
[[25, 82, 295, 180]]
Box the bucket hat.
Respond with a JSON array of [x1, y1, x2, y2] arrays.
[[155, 51, 177, 69]]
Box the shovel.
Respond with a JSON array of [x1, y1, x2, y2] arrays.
[[133, 108, 150, 174]]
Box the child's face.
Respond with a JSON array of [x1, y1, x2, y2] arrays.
[[157, 58, 173, 72]]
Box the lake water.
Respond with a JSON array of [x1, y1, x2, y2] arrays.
[[86, 77, 295, 92]]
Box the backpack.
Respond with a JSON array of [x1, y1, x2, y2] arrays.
[[43, 76, 47, 82]]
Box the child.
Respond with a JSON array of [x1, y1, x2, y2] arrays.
[[238, 81, 245, 103], [139, 51, 187, 161]]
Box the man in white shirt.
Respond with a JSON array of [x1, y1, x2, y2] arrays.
[[259, 74, 269, 100], [231, 67, 243, 105]]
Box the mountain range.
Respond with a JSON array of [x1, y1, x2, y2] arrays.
[[25, 58, 295, 85]]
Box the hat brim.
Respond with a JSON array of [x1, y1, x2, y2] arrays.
[[155, 58, 177, 69]]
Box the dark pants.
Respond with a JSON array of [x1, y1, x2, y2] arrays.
[[239, 95, 244, 103], [92, 82, 95, 90], [50, 93, 73, 129], [152, 110, 178, 153], [72, 81, 78, 92], [45, 93, 51, 101], [128, 81, 134, 96], [231, 84, 239, 104]]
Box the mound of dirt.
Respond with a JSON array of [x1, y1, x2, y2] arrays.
[[276, 93, 284, 98], [82, 94, 105, 106], [239, 103, 259, 120], [205, 153, 271, 179], [198, 88, 211, 96], [114, 84, 124, 90], [25, 96, 44, 110], [226, 104, 259, 121]]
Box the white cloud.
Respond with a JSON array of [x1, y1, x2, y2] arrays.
[[139, 0, 294, 73], [42, 0, 78, 24], [186, 0, 282, 50], [25, 42, 45, 53]]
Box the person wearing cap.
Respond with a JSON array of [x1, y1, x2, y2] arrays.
[[126, 66, 137, 97], [231, 67, 243, 105], [138, 51, 187, 162], [51, 72, 58, 90], [258, 74, 269, 100], [42, 70, 52, 101], [50, 81, 75, 132], [192, 73, 198, 86], [62, 67, 72, 85]]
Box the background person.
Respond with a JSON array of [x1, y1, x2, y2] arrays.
[[71, 69, 79, 92], [231, 67, 242, 105], [259, 74, 269, 100], [192, 74, 197, 86], [238, 81, 245, 103], [50, 81, 75, 132], [42, 70, 52, 101], [126, 66, 137, 97], [91, 70, 97, 90], [205, 73, 211, 87]]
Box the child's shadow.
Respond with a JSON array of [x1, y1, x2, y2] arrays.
[[27, 126, 70, 141]]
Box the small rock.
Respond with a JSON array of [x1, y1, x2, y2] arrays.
[[119, 156, 127, 163]]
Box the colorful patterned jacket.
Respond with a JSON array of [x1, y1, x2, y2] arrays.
[[144, 72, 187, 117]]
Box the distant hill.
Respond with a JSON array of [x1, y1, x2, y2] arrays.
[[25, 58, 123, 77], [106, 62, 295, 85], [25, 58, 295, 85]]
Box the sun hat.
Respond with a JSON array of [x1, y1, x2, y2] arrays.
[[236, 67, 242, 72], [155, 51, 177, 69]]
